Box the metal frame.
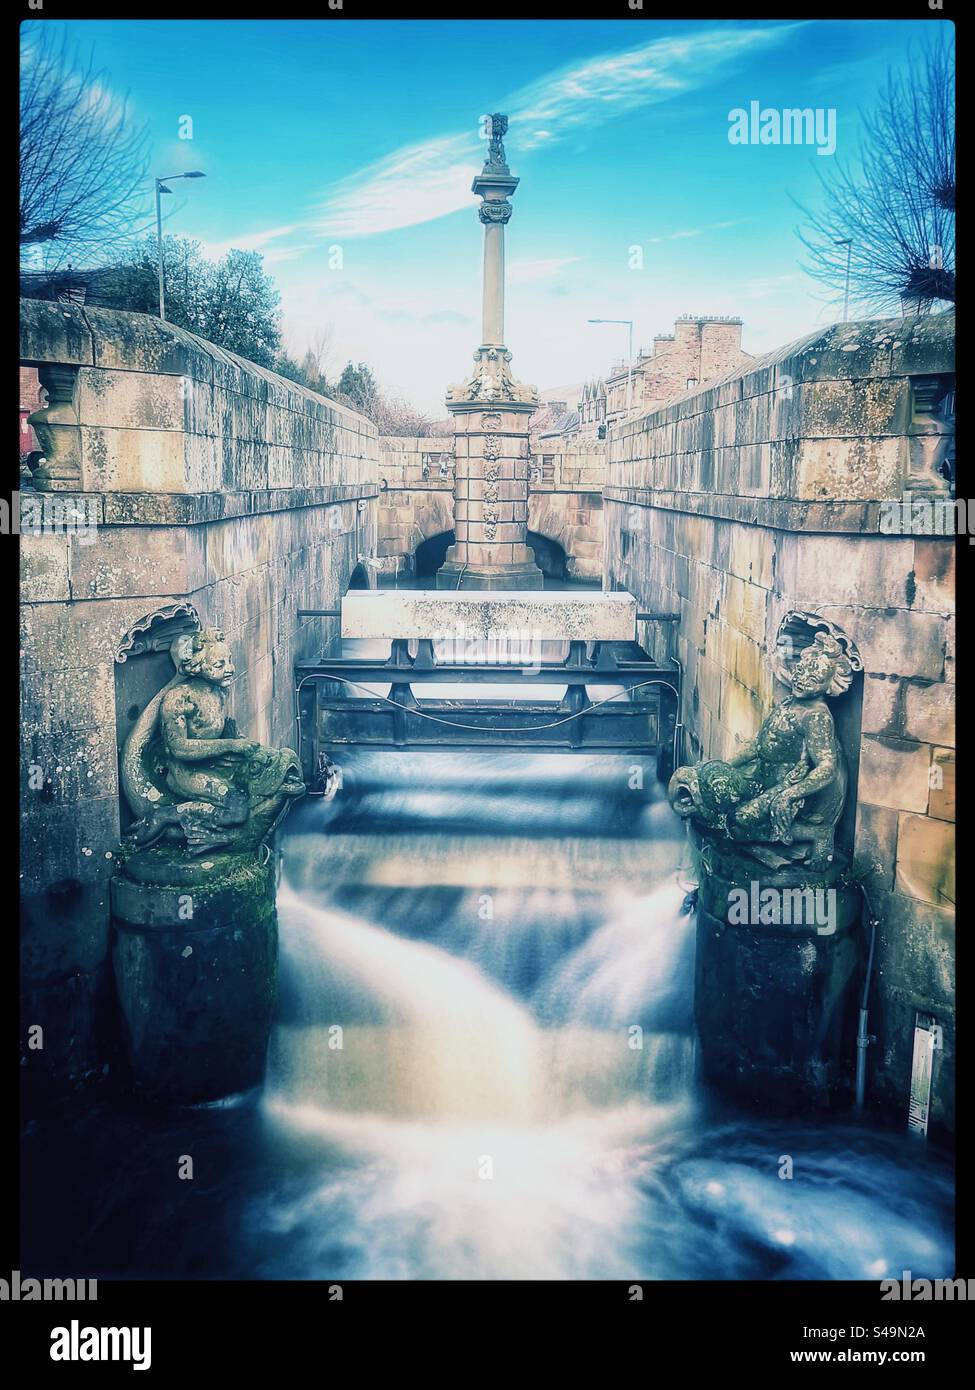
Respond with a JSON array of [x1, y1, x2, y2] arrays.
[[295, 614, 680, 781]]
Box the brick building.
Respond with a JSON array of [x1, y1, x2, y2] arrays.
[[578, 315, 752, 433]]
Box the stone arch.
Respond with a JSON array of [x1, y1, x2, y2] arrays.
[[409, 493, 455, 547], [526, 530, 568, 581], [527, 494, 602, 582], [414, 529, 455, 578], [347, 562, 372, 591]]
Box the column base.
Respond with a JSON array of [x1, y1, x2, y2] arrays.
[[436, 560, 544, 591], [110, 851, 278, 1104]]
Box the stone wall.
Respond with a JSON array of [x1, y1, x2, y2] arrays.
[[377, 434, 607, 581], [376, 436, 457, 576], [528, 444, 606, 581], [604, 311, 956, 1130], [19, 300, 380, 1092]]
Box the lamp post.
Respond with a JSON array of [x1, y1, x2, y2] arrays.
[[834, 238, 852, 323], [154, 172, 206, 321], [588, 318, 635, 416]]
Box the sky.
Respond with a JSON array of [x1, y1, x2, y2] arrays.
[[31, 17, 945, 413]]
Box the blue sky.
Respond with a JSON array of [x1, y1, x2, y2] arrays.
[[36, 18, 944, 411]]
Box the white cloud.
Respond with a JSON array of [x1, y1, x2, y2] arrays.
[[310, 134, 480, 239], [303, 24, 803, 241], [508, 256, 581, 284], [198, 224, 301, 262], [646, 217, 750, 244], [511, 25, 804, 146], [743, 273, 797, 299]]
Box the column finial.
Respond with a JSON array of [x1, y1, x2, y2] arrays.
[[483, 113, 509, 172]]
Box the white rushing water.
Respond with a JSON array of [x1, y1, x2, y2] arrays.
[[256, 750, 953, 1282]]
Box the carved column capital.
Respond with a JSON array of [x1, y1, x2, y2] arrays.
[[478, 200, 512, 225]]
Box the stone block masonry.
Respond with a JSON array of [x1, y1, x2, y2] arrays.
[[605, 310, 955, 1131], [20, 300, 380, 1094], [378, 435, 608, 581]]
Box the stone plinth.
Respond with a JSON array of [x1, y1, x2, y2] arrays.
[[438, 400, 543, 590], [693, 840, 863, 1113], [110, 849, 278, 1104], [341, 589, 637, 640]]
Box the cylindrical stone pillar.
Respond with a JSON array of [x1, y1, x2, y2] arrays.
[[110, 851, 278, 1104], [482, 221, 504, 346], [693, 841, 864, 1112]]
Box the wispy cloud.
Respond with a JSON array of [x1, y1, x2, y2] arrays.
[[511, 25, 802, 148], [308, 24, 803, 241], [743, 272, 797, 299], [310, 134, 479, 239], [508, 256, 581, 284], [195, 25, 799, 274], [198, 224, 306, 263], [646, 217, 749, 244]]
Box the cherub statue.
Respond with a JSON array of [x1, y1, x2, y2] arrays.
[[121, 629, 304, 856], [668, 630, 856, 871], [484, 112, 509, 169]]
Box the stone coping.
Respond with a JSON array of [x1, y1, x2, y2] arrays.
[[604, 487, 900, 534], [20, 299, 375, 436], [16, 483, 379, 526], [341, 589, 637, 640]]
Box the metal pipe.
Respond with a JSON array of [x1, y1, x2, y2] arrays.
[[155, 181, 166, 322], [855, 882, 879, 1112]]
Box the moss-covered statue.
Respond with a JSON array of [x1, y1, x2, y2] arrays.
[[668, 629, 857, 872], [121, 629, 304, 856]]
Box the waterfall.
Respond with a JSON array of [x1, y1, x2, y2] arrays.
[[248, 749, 953, 1283], [270, 882, 544, 1122], [261, 861, 697, 1279]]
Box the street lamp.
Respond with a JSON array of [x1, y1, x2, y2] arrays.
[[154, 172, 206, 320], [588, 318, 635, 416], [834, 238, 852, 323]]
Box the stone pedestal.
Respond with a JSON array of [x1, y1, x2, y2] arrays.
[[693, 838, 863, 1112], [110, 848, 278, 1104], [438, 398, 542, 590]]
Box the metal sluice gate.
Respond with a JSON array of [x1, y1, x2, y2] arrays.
[[294, 592, 681, 789]]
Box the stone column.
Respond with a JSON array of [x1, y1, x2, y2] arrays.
[[438, 113, 543, 591]]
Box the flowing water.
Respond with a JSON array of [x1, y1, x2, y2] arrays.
[[21, 682, 955, 1283], [250, 745, 954, 1282]]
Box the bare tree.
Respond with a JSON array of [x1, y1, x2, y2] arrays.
[[796, 35, 955, 315], [20, 24, 150, 267], [305, 326, 335, 382], [371, 392, 436, 437]]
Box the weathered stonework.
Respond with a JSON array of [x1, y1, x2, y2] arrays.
[[605, 310, 955, 1131], [377, 435, 607, 580], [20, 301, 380, 1096]]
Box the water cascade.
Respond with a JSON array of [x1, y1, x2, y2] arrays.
[[250, 750, 953, 1282]]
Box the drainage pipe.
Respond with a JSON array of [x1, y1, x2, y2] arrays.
[[855, 881, 880, 1112]]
